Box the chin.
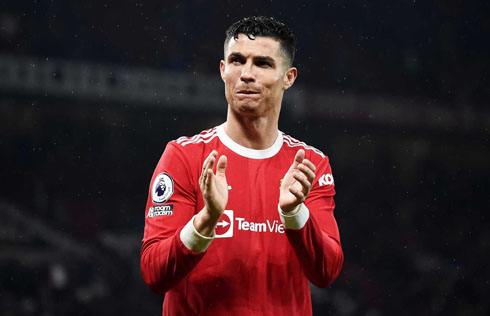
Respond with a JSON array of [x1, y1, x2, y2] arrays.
[[237, 102, 261, 115], [239, 103, 257, 111], [229, 98, 265, 116]]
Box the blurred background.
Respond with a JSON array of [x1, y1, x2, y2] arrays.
[[1, 0, 489, 315]]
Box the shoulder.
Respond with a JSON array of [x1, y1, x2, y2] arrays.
[[162, 126, 219, 164], [155, 127, 219, 181], [282, 133, 336, 188], [172, 126, 219, 148], [281, 133, 328, 162]]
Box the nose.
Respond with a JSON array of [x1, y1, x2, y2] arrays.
[[240, 62, 255, 83]]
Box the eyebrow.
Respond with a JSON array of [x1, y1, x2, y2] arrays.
[[254, 56, 276, 64], [228, 52, 276, 65]]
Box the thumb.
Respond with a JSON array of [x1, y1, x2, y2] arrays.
[[287, 149, 305, 173], [294, 149, 305, 164], [216, 155, 227, 177]]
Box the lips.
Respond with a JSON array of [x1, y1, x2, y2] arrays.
[[237, 89, 260, 95]]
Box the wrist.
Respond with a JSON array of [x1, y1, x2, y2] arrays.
[[194, 208, 220, 237], [278, 203, 310, 230], [279, 203, 302, 214], [180, 215, 215, 252]]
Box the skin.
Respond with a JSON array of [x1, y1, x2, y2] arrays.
[[194, 34, 316, 236]]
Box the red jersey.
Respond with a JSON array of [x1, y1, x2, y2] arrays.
[[141, 124, 343, 315]]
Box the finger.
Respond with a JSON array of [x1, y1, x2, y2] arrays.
[[208, 155, 216, 172], [289, 185, 305, 201], [201, 151, 217, 178], [216, 155, 227, 177], [202, 168, 214, 195], [293, 171, 312, 191], [298, 164, 315, 183], [200, 153, 211, 181], [204, 156, 215, 186], [205, 169, 213, 187], [301, 159, 316, 172]]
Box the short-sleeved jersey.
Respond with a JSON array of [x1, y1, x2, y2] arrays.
[[141, 124, 343, 316]]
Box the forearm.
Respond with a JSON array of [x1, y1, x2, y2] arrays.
[[280, 204, 344, 287], [140, 219, 214, 295]]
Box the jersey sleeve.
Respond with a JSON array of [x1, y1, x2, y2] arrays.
[[279, 154, 344, 288], [140, 141, 207, 295]]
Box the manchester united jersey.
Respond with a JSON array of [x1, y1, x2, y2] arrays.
[[141, 124, 343, 316]]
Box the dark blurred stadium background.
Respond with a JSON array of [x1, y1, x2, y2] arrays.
[[1, 1, 489, 315]]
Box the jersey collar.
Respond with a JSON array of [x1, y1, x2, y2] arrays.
[[217, 123, 283, 159]]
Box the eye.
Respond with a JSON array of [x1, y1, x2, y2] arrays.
[[256, 60, 272, 68], [230, 57, 244, 64]]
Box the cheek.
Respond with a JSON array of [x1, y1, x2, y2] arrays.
[[224, 71, 238, 87], [264, 71, 284, 86], [266, 78, 284, 96]]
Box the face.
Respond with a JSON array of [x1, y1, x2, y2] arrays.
[[220, 34, 297, 118]]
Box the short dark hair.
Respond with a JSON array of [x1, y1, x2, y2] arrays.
[[224, 16, 296, 67]]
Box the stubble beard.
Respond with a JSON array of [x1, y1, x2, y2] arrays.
[[233, 99, 265, 118]]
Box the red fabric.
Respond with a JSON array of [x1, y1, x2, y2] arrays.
[[141, 127, 343, 315]]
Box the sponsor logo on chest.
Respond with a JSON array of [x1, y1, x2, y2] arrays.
[[235, 217, 285, 234], [215, 210, 284, 238]]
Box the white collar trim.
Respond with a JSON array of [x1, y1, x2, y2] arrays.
[[217, 123, 283, 159]]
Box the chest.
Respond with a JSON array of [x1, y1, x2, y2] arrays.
[[191, 150, 298, 268], [196, 154, 290, 219]]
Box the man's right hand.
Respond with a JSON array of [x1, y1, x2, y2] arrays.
[[194, 150, 228, 236]]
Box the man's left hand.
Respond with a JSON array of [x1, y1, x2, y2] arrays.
[[279, 149, 316, 213]]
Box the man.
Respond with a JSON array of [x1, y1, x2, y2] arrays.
[[141, 16, 343, 315]]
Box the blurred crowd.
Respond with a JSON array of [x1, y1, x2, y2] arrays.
[[1, 0, 489, 107]]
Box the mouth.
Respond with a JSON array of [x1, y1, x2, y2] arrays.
[[237, 90, 260, 95]]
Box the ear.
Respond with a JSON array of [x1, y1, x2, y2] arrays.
[[219, 60, 226, 82], [283, 67, 297, 90]]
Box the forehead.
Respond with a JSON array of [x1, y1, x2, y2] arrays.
[[224, 33, 282, 59]]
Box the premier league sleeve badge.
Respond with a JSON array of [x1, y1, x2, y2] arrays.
[[151, 172, 174, 204]]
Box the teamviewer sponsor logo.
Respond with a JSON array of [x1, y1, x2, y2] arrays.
[[215, 210, 234, 238], [236, 218, 285, 233], [214, 210, 286, 238]]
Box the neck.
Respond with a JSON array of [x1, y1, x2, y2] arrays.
[[224, 107, 279, 150]]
